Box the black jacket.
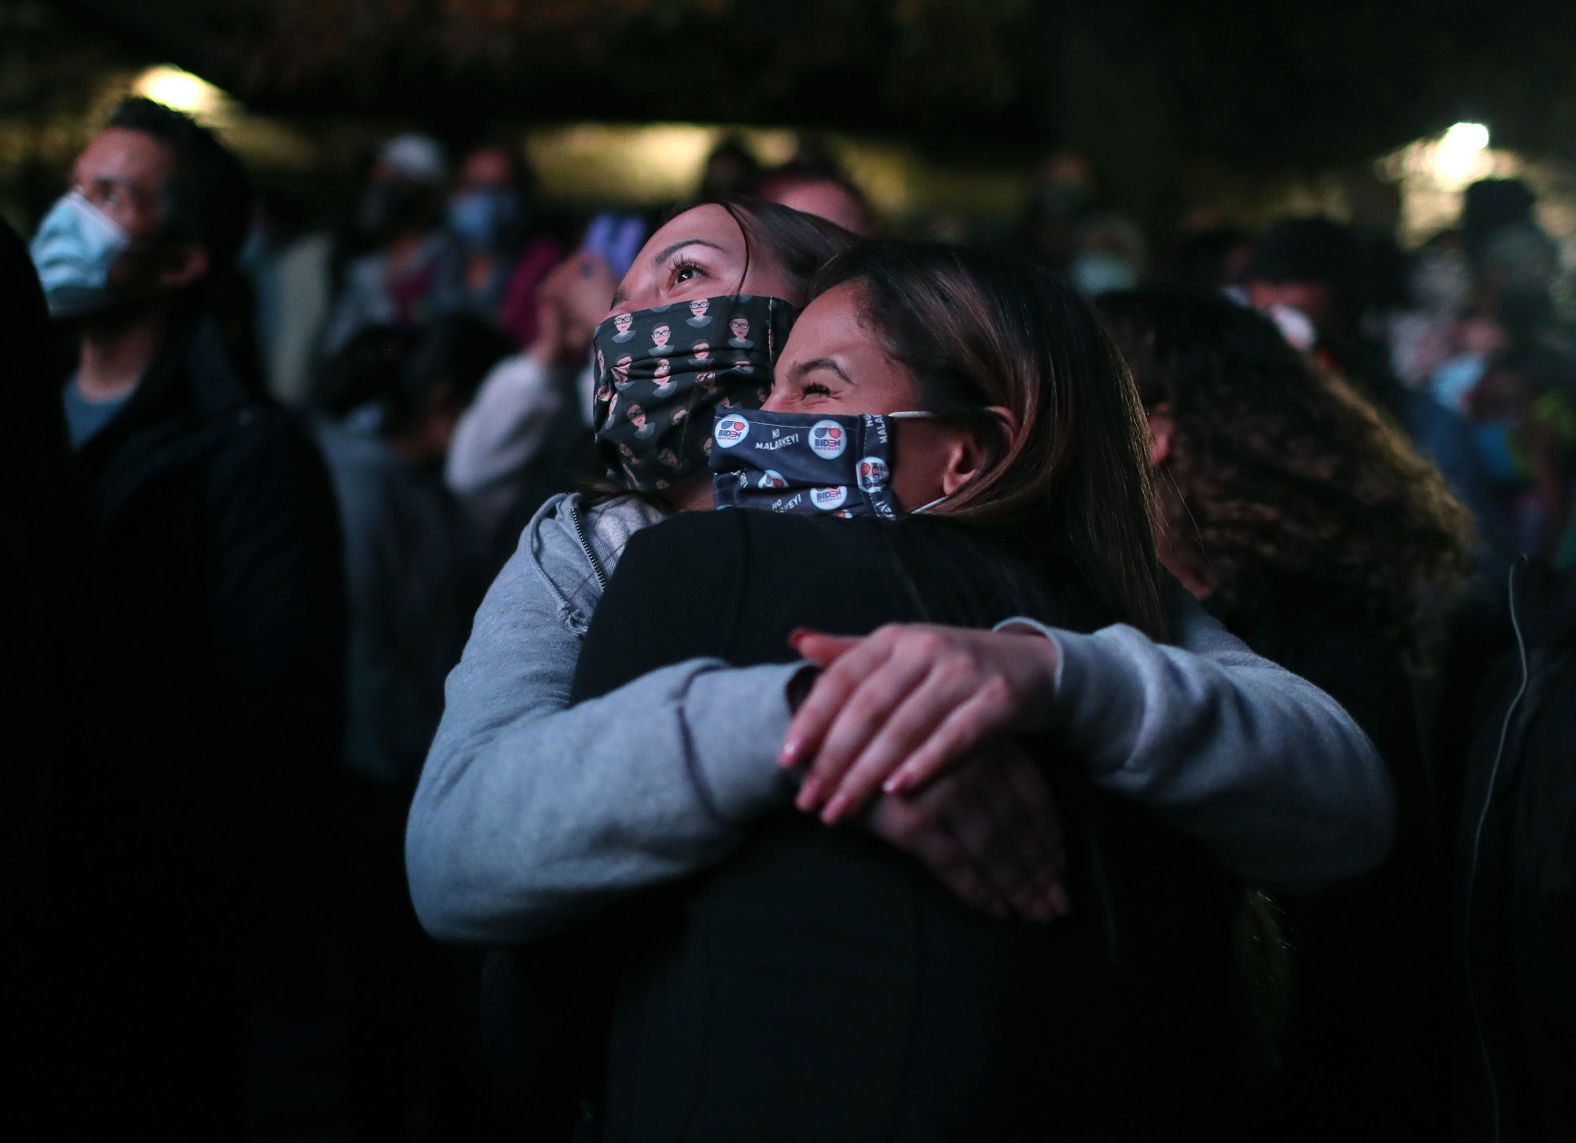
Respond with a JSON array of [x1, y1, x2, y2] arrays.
[[1456, 556, 1576, 1143], [1207, 582, 1449, 1142], [51, 308, 346, 1133], [569, 510, 1246, 1142]]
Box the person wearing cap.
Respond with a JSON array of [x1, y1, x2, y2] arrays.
[[322, 132, 453, 354]]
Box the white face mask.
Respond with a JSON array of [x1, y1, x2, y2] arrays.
[[29, 191, 142, 318]]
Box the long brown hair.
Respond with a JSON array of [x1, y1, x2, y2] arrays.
[[812, 242, 1171, 640], [1098, 288, 1475, 651]]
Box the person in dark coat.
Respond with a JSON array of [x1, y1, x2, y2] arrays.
[[29, 96, 345, 1137], [1454, 555, 1576, 1143], [1100, 289, 1478, 1141], [0, 212, 98, 1135]]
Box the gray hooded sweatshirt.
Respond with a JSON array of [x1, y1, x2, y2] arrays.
[[407, 492, 1393, 944]]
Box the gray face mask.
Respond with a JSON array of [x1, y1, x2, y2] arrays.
[[29, 191, 146, 318]]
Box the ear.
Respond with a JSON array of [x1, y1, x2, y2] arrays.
[[940, 404, 1020, 496], [157, 243, 209, 291], [1146, 402, 1173, 467]]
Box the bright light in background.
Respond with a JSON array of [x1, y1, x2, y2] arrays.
[[1377, 119, 1510, 244], [1431, 120, 1493, 190], [133, 66, 225, 117], [1443, 121, 1490, 152]]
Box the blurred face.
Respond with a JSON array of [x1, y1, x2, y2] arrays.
[[765, 282, 976, 510], [69, 127, 179, 290], [1249, 279, 1338, 332], [456, 146, 513, 193], [607, 204, 797, 317], [770, 179, 871, 236]]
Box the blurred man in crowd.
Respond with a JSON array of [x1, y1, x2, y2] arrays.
[[312, 316, 512, 1139], [323, 132, 451, 353], [435, 140, 564, 347], [28, 96, 344, 1136]]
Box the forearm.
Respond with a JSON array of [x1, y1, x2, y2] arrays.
[[406, 657, 801, 944], [444, 355, 563, 494], [1001, 613, 1394, 891]]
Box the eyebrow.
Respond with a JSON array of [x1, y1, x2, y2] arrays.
[[609, 237, 726, 308], [788, 357, 853, 386]]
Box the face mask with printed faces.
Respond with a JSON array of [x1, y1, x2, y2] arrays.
[[590, 293, 798, 492]]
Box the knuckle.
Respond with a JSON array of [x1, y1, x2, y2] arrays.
[[977, 674, 1013, 710]]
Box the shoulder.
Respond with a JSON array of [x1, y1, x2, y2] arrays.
[[519, 491, 668, 632]]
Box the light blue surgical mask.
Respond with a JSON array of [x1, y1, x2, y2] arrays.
[[1070, 251, 1138, 298], [448, 188, 521, 251], [29, 190, 143, 318]]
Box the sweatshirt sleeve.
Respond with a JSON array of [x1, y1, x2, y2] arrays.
[[443, 353, 563, 495], [405, 521, 801, 946], [998, 593, 1395, 892]]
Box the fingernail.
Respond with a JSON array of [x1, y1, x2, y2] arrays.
[[795, 777, 821, 812], [882, 771, 911, 795], [779, 739, 801, 768], [787, 627, 810, 648], [821, 793, 849, 825]]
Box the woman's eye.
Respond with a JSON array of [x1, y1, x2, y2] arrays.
[[671, 259, 703, 285], [802, 382, 833, 398]]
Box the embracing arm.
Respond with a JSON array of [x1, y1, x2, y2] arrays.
[[1014, 595, 1393, 891], [786, 591, 1393, 893], [404, 537, 801, 946]]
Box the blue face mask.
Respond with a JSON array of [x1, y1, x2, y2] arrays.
[[710, 407, 944, 518], [448, 188, 521, 251], [1070, 251, 1138, 298], [29, 191, 142, 318]]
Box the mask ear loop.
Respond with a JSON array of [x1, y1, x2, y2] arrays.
[[908, 494, 950, 515], [884, 408, 1000, 516]]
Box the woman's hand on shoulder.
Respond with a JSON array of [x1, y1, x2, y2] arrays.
[[780, 624, 1060, 823], [858, 742, 1069, 923]]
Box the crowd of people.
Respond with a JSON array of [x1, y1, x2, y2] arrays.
[[5, 97, 1575, 1141]]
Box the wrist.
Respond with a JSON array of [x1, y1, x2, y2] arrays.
[[992, 621, 1061, 735]]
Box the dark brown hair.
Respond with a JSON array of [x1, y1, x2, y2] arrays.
[[107, 97, 252, 279], [670, 196, 856, 300], [1098, 288, 1475, 649], [813, 242, 1171, 640]]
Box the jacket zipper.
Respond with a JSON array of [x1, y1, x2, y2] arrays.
[[1463, 558, 1530, 1143], [567, 499, 609, 593]]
